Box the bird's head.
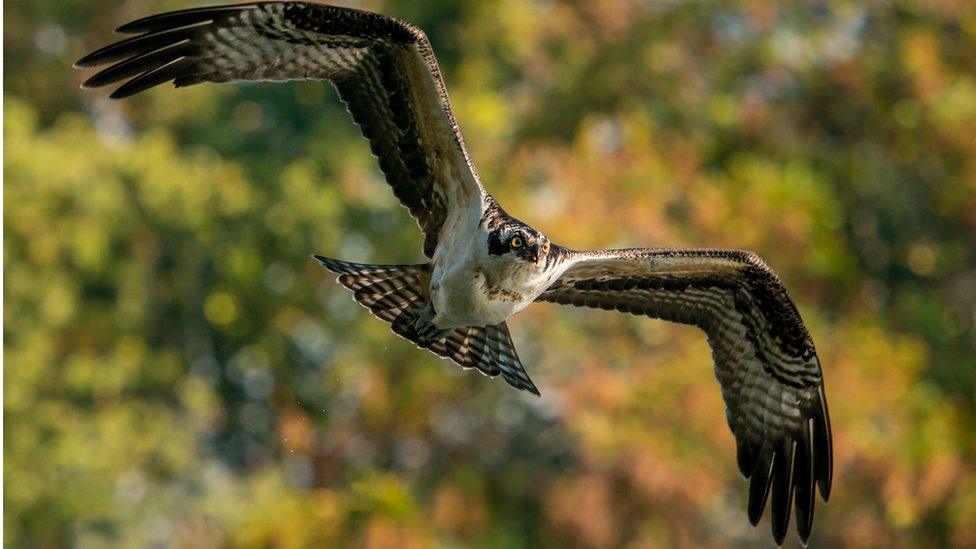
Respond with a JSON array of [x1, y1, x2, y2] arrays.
[[487, 223, 551, 267]]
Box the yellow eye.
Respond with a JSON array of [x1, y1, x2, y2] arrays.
[[542, 241, 550, 254], [510, 236, 523, 248]]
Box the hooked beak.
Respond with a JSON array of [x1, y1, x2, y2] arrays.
[[526, 242, 541, 263]]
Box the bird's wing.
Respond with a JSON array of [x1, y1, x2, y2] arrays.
[[537, 247, 832, 545], [76, 2, 487, 257]]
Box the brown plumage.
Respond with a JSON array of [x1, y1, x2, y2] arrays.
[[77, 3, 831, 544], [75, 1, 486, 258], [537, 247, 831, 543]]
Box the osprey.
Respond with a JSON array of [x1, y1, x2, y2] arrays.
[[77, 2, 832, 544]]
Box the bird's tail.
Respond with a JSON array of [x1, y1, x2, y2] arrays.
[[311, 255, 540, 395]]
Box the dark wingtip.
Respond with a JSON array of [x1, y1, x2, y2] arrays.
[[747, 448, 773, 526], [741, 386, 830, 545], [113, 13, 161, 34], [311, 254, 331, 268], [74, 40, 133, 69], [114, 5, 258, 34], [736, 439, 755, 478], [770, 441, 797, 547], [747, 497, 764, 526], [74, 53, 103, 69], [82, 69, 124, 90], [794, 420, 816, 545], [114, 12, 204, 34], [818, 476, 832, 502], [115, 20, 152, 34], [108, 86, 137, 100], [814, 385, 833, 502], [796, 506, 815, 543], [311, 254, 345, 275]]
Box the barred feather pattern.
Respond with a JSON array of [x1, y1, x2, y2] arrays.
[[313, 256, 539, 396], [77, 4, 832, 543], [76, 2, 488, 258], [538, 247, 832, 545]]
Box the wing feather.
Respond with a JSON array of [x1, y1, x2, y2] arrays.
[[76, 2, 487, 257], [537, 247, 832, 545]]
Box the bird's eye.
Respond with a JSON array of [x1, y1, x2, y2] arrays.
[[510, 236, 523, 249], [541, 241, 550, 254]]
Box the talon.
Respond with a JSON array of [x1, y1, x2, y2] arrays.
[[411, 303, 450, 342]]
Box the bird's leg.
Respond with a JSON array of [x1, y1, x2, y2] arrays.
[[412, 302, 451, 342]]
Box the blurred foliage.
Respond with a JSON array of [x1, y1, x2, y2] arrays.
[[5, 0, 976, 546]]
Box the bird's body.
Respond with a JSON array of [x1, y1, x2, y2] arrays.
[[431, 248, 519, 329], [76, 3, 833, 544], [429, 204, 564, 329], [429, 209, 511, 329]]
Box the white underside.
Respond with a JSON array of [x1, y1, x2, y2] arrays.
[[427, 208, 570, 329], [429, 257, 520, 328]]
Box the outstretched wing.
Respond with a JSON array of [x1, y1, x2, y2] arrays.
[[75, 2, 487, 257], [537, 247, 832, 545], [312, 255, 540, 396]]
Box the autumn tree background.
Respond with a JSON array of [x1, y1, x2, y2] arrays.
[[5, 0, 976, 546]]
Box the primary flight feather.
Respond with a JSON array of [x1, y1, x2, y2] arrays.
[[76, 2, 832, 544]]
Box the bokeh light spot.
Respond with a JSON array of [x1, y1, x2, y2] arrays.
[[204, 292, 240, 326]]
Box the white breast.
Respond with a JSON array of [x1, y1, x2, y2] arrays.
[[426, 202, 571, 329], [430, 249, 521, 329], [427, 222, 532, 328], [429, 247, 566, 330]]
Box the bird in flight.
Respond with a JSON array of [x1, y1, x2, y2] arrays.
[[77, 2, 832, 544]]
